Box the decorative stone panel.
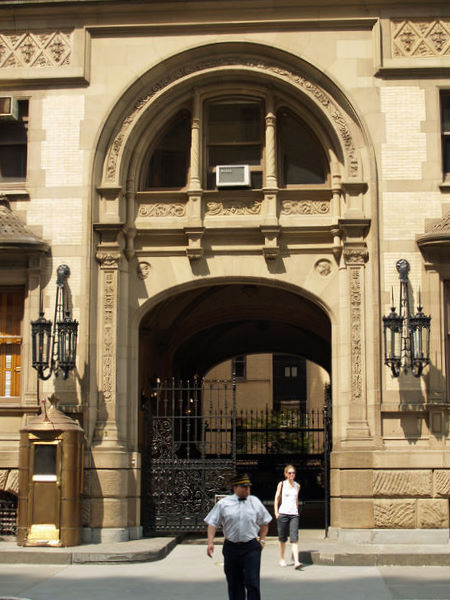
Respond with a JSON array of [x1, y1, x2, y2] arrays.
[[417, 499, 448, 529], [434, 470, 450, 498], [373, 470, 432, 497], [205, 199, 262, 216], [137, 201, 186, 217], [280, 200, 330, 215], [392, 20, 450, 57], [374, 500, 416, 528], [0, 31, 72, 68]]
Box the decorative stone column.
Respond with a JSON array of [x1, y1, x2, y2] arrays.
[[186, 90, 204, 259], [84, 225, 140, 543], [342, 240, 372, 444], [262, 95, 279, 256]]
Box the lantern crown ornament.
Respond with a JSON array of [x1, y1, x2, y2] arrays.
[[382, 259, 431, 378], [31, 264, 78, 380]]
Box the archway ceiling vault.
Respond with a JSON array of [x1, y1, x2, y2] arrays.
[[140, 283, 331, 376]]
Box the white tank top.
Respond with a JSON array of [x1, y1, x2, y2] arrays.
[[278, 480, 299, 515]]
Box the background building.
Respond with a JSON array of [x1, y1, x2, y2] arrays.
[[0, 0, 449, 544]]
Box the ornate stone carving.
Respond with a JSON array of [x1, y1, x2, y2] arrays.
[[343, 246, 368, 265], [104, 56, 359, 182], [434, 470, 450, 497], [138, 203, 186, 217], [417, 499, 448, 528], [392, 19, 450, 57], [137, 261, 151, 280], [101, 270, 116, 405], [430, 211, 450, 233], [205, 199, 262, 216], [374, 500, 416, 528], [95, 251, 121, 267], [373, 470, 432, 497], [315, 259, 332, 277], [0, 31, 71, 68], [281, 200, 330, 215], [349, 268, 362, 403]]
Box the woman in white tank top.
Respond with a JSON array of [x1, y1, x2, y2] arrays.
[[274, 464, 302, 569]]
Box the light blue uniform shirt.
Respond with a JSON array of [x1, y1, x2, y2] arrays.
[[204, 493, 272, 542]]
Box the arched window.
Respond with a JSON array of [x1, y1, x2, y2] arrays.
[[143, 110, 191, 189], [278, 109, 327, 185]]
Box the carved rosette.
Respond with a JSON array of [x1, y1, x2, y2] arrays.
[[392, 19, 450, 57], [205, 199, 262, 216], [0, 31, 72, 68], [104, 55, 360, 183], [138, 202, 186, 217], [281, 200, 330, 215]]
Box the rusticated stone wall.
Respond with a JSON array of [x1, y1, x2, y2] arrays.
[[0, 469, 19, 495], [373, 470, 449, 529]]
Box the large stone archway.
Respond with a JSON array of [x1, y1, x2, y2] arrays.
[[85, 40, 379, 542]]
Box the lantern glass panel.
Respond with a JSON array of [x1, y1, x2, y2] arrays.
[[383, 313, 402, 361], [31, 316, 51, 370]]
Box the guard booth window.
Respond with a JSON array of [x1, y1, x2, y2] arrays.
[[33, 444, 57, 481], [0, 288, 23, 400]]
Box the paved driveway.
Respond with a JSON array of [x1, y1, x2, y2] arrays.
[[0, 542, 449, 600]]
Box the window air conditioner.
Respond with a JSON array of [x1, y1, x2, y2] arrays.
[[216, 165, 250, 188], [0, 97, 19, 120]]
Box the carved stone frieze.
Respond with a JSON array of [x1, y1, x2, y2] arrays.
[[281, 200, 330, 215], [205, 199, 262, 216], [0, 31, 72, 68], [104, 56, 359, 182], [417, 499, 448, 528], [138, 202, 186, 217], [373, 470, 432, 497], [343, 245, 368, 266], [374, 500, 416, 528], [392, 19, 450, 57]]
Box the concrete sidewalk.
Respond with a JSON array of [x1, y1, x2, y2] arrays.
[[0, 543, 450, 600], [0, 530, 449, 566]]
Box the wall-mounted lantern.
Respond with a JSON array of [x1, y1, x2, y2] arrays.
[[383, 259, 431, 377], [31, 264, 78, 380]]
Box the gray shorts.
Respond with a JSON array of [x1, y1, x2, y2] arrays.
[[277, 514, 299, 543]]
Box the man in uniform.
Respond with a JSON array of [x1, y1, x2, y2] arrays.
[[205, 473, 272, 600]]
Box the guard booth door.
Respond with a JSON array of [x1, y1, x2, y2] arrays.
[[141, 377, 237, 534], [28, 440, 61, 544]]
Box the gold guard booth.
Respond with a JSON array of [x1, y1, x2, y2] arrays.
[[18, 400, 84, 546]]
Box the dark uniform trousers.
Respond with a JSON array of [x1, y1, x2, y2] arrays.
[[222, 538, 262, 600]]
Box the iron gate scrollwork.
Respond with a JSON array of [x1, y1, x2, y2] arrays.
[[142, 377, 237, 533]]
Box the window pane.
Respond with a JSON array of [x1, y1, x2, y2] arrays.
[[208, 145, 262, 166], [33, 445, 57, 476], [278, 110, 326, 184], [208, 102, 261, 144], [145, 111, 191, 188], [444, 137, 450, 174], [0, 145, 27, 181], [442, 94, 450, 132]]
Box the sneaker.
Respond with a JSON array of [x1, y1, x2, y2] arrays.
[[279, 559, 287, 567], [294, 562, 303, 570]]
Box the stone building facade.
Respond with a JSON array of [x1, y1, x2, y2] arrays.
[[0, 0, 449, 543]]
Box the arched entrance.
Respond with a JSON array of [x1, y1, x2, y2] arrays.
[[139, 281, 332, 534]]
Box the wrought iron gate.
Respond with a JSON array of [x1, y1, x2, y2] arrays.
[[141, 377, 237, 534], [141, 378, 332, 534]]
